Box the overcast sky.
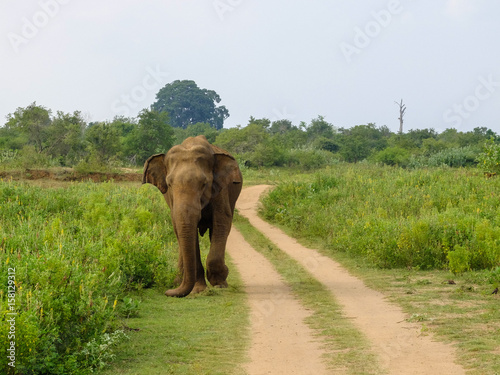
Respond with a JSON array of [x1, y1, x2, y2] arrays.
[[1, 0, 499, 134]]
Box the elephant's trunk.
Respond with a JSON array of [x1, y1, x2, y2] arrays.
[[167, 203, 201, 297]]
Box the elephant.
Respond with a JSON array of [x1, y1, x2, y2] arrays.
[[142, 135, 242, 297]]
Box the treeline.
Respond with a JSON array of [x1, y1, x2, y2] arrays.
[[0, 103, 173, 171], [215, 117, 499, 170], [1, 102, 499, 173]]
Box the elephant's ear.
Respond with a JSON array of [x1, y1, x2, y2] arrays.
[[143, 153, 168, 194], [212, 146, 242, 197]]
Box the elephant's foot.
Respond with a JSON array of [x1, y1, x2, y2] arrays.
[[207, 265, 229, 288], [213, 280, 228, 289], [165, 280, 207, 297], [192, 280, 207, 294], [164, 284, 193, 298]]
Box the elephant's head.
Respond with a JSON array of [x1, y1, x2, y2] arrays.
[[142, 135, 242, 297]]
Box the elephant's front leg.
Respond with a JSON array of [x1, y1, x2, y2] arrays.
[[170, 235, 207, 296], [192, 236, 207, 294], [206, 202, 232, 288]]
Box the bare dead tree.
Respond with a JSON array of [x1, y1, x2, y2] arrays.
[[394, 99, 406, 134]]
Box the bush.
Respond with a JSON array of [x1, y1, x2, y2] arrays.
[[286, 148, 338, 170], [0, 181, 177, 374], [408, 146, 478, 168], [476, 138, 500, 174], [371, 146, 410, 166]]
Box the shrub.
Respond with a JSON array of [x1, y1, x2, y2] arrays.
[[371, 146, 410, 166], [0, 181, 177, 374], [408, 146, 478, 168], [476, 138, 500, 174]]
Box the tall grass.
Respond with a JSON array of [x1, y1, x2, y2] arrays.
[[0, 180, 177, 374], [261, 165, 500, 272]]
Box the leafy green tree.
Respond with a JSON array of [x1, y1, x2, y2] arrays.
[[269, 119, 293, 135], [215, 122, 268, 155], [420, 138, 448, 156], [306, 116, 336, 141], [174, 122, 219, 145], [45, 111, 86, 165], [84, 122, 121, 163], [6, 102, 51, 152], [0, 125, 26, 151], [313, 136, 339, 153], [337, 124, 388, 162], [152, 80, 229, 129], [127, 109, 174, 163], [248, 117, 271, 130], [404, 128, 437, 147], [247, 139, 287, 167]]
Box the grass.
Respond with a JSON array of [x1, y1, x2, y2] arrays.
[[100, 262, 249, 375], [233, 213, 383, 375], [352, 264, 500, 375]]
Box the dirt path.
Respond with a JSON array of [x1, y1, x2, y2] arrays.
[[228, 185, 466, 375]]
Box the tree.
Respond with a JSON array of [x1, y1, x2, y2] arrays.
[[129, 109, 174, 163], [174, 122, 219, 145], [45, 111, 86, 165], [6, 102, 51, 152], [306, 116, 336, 141], [215, 123, 269, 155], [84, 122, 121, 163], [152, 80, 229, 130], [337, 124, 388, 162], [269, 119, 293, 135]]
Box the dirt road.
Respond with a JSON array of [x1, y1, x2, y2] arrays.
[[227, 185, 466, 375]]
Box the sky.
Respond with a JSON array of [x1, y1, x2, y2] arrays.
[[1, 0, 499, 134]]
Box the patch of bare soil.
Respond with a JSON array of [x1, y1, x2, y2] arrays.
[[231, 185, 466, 375]]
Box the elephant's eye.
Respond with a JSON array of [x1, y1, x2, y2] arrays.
[[166, 177, 173, 188]]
